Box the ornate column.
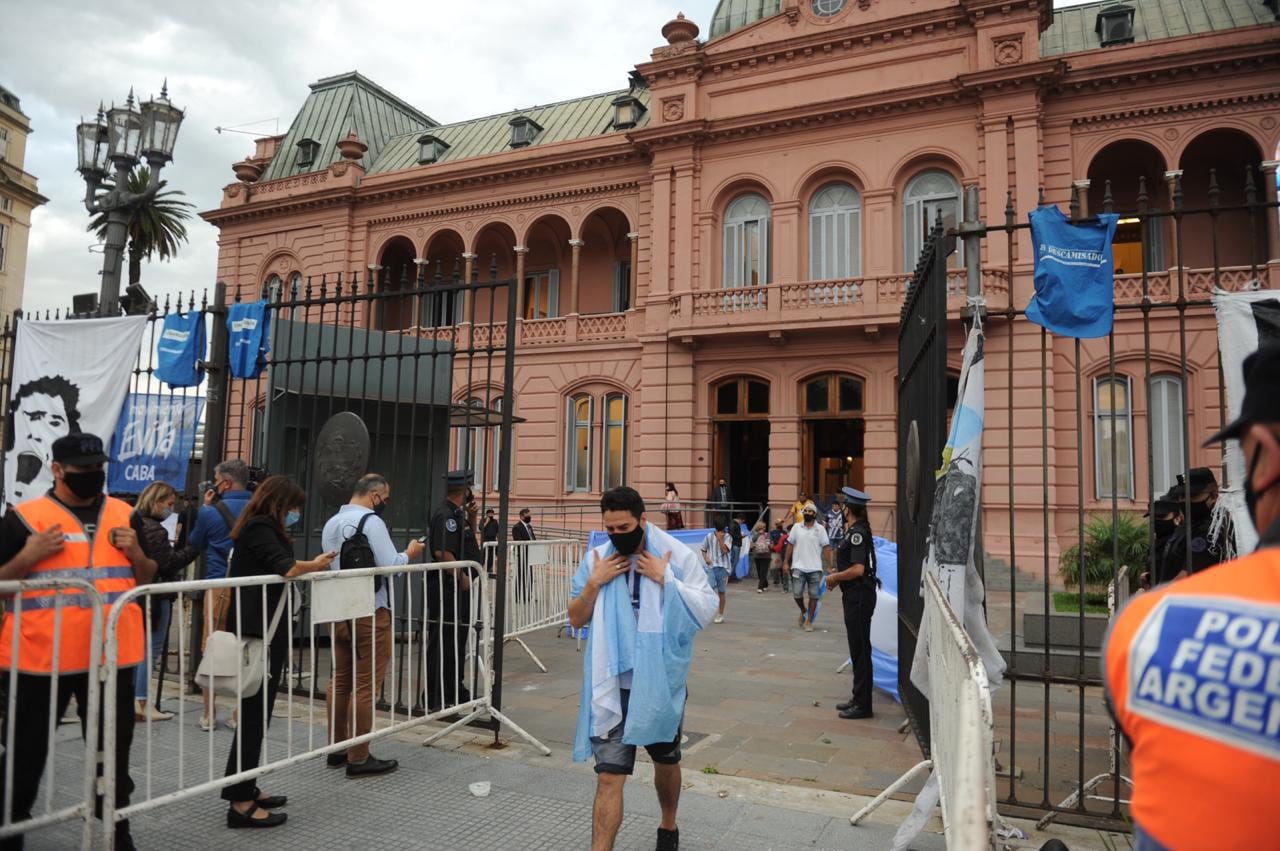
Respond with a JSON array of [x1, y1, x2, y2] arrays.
[[1164, 170, 1183, 269], [627, 232, 639, 309], [413, 258, 429, 328], [1073, 179, 1091, 219], [1261, 161, 1280, 263], [514, 245, 529, 319], [461, 252, 477, 322], [568, 238, 584, 314]]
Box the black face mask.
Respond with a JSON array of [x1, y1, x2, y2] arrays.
[[372, 498, 388, 517], [609, 523, 645, 556], [1153, 517, 1177, 539], [1244, 445, 1280, 532], [1189, 500, 1213, 524], [63, 470, 105, 500]]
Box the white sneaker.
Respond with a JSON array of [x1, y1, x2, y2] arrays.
[[199, 715, 217, 732], [226, 714, 238, 731], [804, 622, 814, 633], [756, 588, 764, 594], [713, 614, 725, 624]]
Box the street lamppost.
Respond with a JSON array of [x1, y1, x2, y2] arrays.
[[76, 83, 184, 315]]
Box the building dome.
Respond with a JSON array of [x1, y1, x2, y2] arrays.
[[709, 0, 782, 39]]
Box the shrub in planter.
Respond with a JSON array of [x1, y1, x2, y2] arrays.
[[1058, 513, 1149, 595]]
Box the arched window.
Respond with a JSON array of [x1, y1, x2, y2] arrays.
[[723, 193, 770, 288], [265, 274, 283, 300], [714, 376, 771, 418], [809, 183, 861, 280], [903, 170, 961, 270], [803, 373, 864, 416], [566, 395, 593, 492], [1094, 375, 1134, 500], [604, 394, 628, 490], [1149, 374, 1185, 495]]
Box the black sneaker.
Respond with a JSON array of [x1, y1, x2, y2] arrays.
[[346, 755, 399, 778], [839, 706, 873, 720], [836, 700, 857, 712], [656, 827, 679, 851]]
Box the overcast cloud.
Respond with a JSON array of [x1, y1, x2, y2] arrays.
[[4, 0, 1097, 314]]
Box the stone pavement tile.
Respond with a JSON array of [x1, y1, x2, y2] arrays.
[[815, 818, 948, 851], [727, 806, 838, 844], [741, 737, 835, 764]]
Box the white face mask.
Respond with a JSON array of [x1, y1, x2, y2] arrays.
[[156, 507, 174, 521]]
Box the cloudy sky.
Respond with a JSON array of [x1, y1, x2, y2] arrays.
[[4, 0, 1099, 314]]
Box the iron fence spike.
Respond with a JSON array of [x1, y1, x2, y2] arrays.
[[1103, 179, 1114, 214]]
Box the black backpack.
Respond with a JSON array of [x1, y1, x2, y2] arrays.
[[340, 513, 385, 593]]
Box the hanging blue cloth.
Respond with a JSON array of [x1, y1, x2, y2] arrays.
[[227, 300, 272, 379], [1025, 205, 1120, 339], [153, 311, 206, 388]]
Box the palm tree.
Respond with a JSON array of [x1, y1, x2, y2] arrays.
[[88, 165, 195, 286]]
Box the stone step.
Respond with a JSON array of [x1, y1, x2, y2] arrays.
[[1002, 639, 1104, 686], [1022, 609, 1109, 651]]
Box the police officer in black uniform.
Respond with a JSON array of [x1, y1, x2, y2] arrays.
[[1165, 467, 1233, 581], [425, 470, 476, 712], [826, 487, 878, 720], [1143, 486, 1182, 588]]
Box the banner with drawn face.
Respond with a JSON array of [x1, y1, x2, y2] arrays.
[[108, 394, 204, 493], [4, 316, 147, 507]]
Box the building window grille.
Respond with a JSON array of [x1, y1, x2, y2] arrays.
[[417, 134, 450, 164], [295, 138, 320, 169], [811, 0, 845, 16], [509, 116, 543, 149], [566, 394, 593, 492], [1095, 375, 1135, 500], [809, 183, 861, 280], [903, 170, 962, 271], [1149, 374, 1185, 496], [723, 194, 771, 288], [611, 94, 645, 131], [603, 394, 627, 489], [1096, 5, 1136, 47]]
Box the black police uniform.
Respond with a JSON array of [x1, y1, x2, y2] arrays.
[[837, 517, 877, 715], [426, 498, 473, 709], [1163, 510, 1230, 581]]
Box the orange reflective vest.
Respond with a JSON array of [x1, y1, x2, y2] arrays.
[[0, 495, 144, 674], [1104, 544, 1280, 849]]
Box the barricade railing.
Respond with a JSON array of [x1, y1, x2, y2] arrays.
[[0, 578, 104, 850], [483, 539, 578, 672], [96, 562, 548, 850], [851, 571, 999, 849]]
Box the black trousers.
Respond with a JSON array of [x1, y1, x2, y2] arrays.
[[424, 574, 472, 709], [0, 669, 137, 850], [753, 555, 771, 590], [222, 643, 287, 803], [841, 587, 876, 709]]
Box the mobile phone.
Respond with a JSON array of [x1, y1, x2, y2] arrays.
[[416, 536, 428, 545]]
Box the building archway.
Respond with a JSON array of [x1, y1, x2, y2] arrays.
[[523, 215, 571, 319], [578, 207, 633, 313], [710, 375, 771, 513], [1178, 128, 1265, 269], [1086, 140, 1168, 275], [376, 236, 417, 331], [799, 372, 865, 498], [472, 221, 518, 324], [423, 229, 466, 326]]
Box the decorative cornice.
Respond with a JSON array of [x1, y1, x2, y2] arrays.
[[364, 181, 641, 229], [1069, 91, 1280, 130]]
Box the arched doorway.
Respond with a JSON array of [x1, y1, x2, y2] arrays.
[[1086, 140, 1168, 275], [423, 229, 465, 326], [523, 215, 571, 319], [710, 376, 771, 512], [376, 236, 417, 331], [800, 373, 865, 498], [579, 207, 633, 313], [1178, 129, 1265, 269]]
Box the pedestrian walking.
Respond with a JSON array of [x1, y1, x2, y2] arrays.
[[769, 519, 787, 588], [727, 515, 744, 583], [662, 482, 684, 530], [221, 477, 335, 829], [0, 433, 156, 851], [1104, 343, 1280, 849], [130, 481, 199, 722], [784, 502, 830, 631], [567, 487, 718, 851], [321, 473, 425, 777], [749, 521, 772, 592], [825, 488, 877, 719], [700, 527, 732, 623]]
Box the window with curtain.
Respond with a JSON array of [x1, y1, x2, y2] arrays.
[[1149, 374, 1185, 496], [604, 394, 627, 489], [723, 193, 770, 288], [1095, 375, 1135, 500], [566, 395, 593, 492], [809, 183, 861, 280], [524, 270, 560, 319], [265, 273, 283, 299], [902, 170, 962, 271]]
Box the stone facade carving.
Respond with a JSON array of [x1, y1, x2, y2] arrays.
[[662, 96, 685, 123], [993, 35, 1023, 66]]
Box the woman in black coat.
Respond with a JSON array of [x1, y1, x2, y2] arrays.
[[221, 476, 335, 829], [131, 482, 199, 721]]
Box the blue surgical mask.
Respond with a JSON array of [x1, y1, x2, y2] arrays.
[[285, 509, 301, 528]]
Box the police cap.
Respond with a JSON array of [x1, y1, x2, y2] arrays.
[[840, 486, 871, 507], [1144, 486, 1182, 517], [51, 433, 109, 466], [443, 469, 473, 488], [1205, 343, 1280, 445], [1185, 467, 1218, 495]]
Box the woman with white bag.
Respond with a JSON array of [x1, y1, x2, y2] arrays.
[[217, 477, 334, 829]]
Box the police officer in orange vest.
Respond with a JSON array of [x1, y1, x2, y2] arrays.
[[1105, 343, 1280, 850], [0, 433, 156, 851]]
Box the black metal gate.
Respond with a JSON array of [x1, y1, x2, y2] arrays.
[[895, 218, 954, 757]]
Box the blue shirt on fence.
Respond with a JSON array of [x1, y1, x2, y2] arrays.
[[1025, 205, 1120, 340], [227, 301, 271, 379], [154, 311, 206, 388]]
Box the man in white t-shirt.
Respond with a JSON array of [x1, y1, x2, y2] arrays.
[[784, 501, 830, 632]]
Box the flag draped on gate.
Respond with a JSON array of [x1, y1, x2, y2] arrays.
[[1212, 287, 1280, 557], [4, 316, 146, 507]]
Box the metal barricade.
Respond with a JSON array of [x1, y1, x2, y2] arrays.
[[851, 571, 998, 849], [486, 539, 578, 672], [0, 578, 104, 850], [98, 562, 548, 850]]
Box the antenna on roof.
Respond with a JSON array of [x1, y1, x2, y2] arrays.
[[214, 116, 281, 136]]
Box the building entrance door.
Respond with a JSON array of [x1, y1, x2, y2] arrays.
[[803, 418, 865, 496], [715, 420, 770, 514]]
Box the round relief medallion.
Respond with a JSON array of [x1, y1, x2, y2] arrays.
[[572, 206, 581, 216], [416, 227, 425, 238], [1262, 116, 1277, 130], [1163, 128, 1179, 141], [517, 213, 526, 223]]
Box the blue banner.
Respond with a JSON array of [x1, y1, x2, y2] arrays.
[[108, 394, 204, 493]]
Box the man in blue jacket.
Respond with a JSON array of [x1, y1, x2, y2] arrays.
[[186, 459, 253, 731]]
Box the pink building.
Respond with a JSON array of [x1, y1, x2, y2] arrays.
[[205, 0, 1280, 570]]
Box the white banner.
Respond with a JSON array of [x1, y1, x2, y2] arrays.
[[1212, 287, 1280, 556], [5, 316, 146, 506]]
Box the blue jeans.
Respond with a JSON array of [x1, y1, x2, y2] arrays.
[[705, 566, 729, 593], [133, 598, 171, 700]]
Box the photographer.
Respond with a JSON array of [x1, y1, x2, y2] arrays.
[[186, 459, 254, 731]]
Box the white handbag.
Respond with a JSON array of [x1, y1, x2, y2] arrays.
[[195, 592, 288, 699]]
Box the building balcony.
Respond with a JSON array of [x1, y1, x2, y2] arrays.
[[409, 310, 635, 350], [665, 268, 1011, 339]]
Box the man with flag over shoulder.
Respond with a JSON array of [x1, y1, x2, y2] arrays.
[[1104, 343, 1280, 850]]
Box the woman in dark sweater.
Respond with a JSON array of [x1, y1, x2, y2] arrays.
[[221, 477, 334, 829], [131, 482, 199, 721]]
